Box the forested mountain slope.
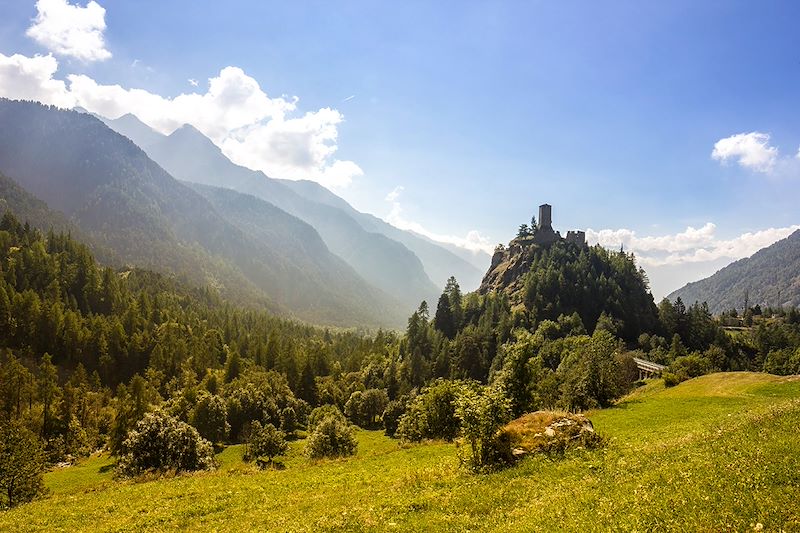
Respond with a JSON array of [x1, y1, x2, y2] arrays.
[[668, 230, 800, 313], [0, 99, 403, 327], [101, 115, 449, 308], [477, 236, 659, 340]]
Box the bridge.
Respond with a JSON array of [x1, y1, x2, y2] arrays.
[[632, 357, 666, 380]]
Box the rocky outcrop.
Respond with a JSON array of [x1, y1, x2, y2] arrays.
[[502, 411, 602, 458]]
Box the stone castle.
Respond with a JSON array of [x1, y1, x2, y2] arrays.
[[531, 203, 585, 246], [489, 203, 585, 270]]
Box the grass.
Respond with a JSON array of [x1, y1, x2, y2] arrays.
[[2, 372, 799, 532]]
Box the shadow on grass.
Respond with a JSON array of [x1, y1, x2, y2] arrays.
[[99, 463, 115, 474]]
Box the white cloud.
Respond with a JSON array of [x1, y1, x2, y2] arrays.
[[385, 188, 493, 254], [0, 52, 74, 107], [586, 223, 800, 267], [711, 132, 778, 173], [385, 185, 404, 202], [188, 78, 198, 87], [26, 0, 111, 62], [0, 53, 361, 188]]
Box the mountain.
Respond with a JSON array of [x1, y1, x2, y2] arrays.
[[0, 99, 405, 327], [106, 117, 440, 310], [277, 179, 486, 290], [185, 181, 402, 321], [101, 113, 166, 150], [667, 230, 800, 313]]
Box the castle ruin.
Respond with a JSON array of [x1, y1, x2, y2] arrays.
[[531, 203, 585, 246]]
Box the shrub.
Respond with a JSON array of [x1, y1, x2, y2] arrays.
[[663, 353, 713, 387], [455, 387, 513, 471], [305, 416, 357, 459], [382, 399, 407, 438], [247, 421, 288, 467], [116, 410, 217, 477], [307, 404, 346, 431], [280, 406, 297, 437], [344, 389, 388, 428], [191, 393, 230, 445], [0, 423, 46, 509], [397, 379, 464, 442]]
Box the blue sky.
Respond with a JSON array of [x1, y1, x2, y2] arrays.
[[0, 0, 799, 297]]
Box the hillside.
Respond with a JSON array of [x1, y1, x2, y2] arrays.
[[478, 232, 658, 340], [0, 99, 405, 327], [3, 372, 798, 531], [668, 229, 800, 313], [101, 115, 441, 311]]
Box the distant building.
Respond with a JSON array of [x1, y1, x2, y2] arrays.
[[531, 203, 585, 246]]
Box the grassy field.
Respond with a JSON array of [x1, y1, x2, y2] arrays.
[[2, 372, 799, 532]]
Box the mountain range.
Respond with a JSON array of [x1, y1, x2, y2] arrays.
[[101, 114, 486, 307], [667, 229, 800, 313], [0, 99, 413, 327], [0, 98, 488, 328]]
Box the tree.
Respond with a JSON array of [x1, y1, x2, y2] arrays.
[[397, 379, 463, 442], [247, 421, 288, 467], [117, 410, 217, 476], [455, 386, 512, 471], [305, 415, 357, 459], [0, 351, 34, 422], [382, 399, 406, 438], [344, 389, 388, 428], [191, 393, 229, 445], [280, 406, 297, 437], [0, 422, 46, 509], [37, 353, 60, 439], [517, 224, 531, 238], [308, 404, 346, 431], [433, 293, 456, 339], [224, 346, 241, 383]]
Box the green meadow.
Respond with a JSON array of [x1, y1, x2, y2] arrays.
[[2, 372, 799, 532]]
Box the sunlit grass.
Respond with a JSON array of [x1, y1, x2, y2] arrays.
[[3, 372, 799, 531]]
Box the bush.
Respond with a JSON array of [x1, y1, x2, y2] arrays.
[[305, 415, 357, 459], [663, 353, 713, 387], [0, 423, 46, 509], [397, 379, 464, 442], [116, 410, 217, 477], [307, 404, 346, 431], [247, 421, 288, 467], [344, 389, 388, 428], [455, 387, 513, 471], [382, 399, 406, 438], [191, 393, 229, 445], [280, 406, 297, 437]]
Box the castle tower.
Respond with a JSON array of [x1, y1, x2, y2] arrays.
[[538, 203, 552, 230]]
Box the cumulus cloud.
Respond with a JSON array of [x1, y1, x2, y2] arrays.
[[712, 132, 779, 173], [385, 187, 493, 254], [26, 0, 111, 62], [586, 223, 800, 267], [0, 53, 362, 188], [0, 52, 74, 107]]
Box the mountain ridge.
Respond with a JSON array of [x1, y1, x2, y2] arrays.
[[101, 114, 441, 310], [667, 229, 800, 313], [0, 98, 406, 327]]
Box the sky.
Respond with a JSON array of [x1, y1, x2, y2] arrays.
[[0, 0, 799, 299]]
